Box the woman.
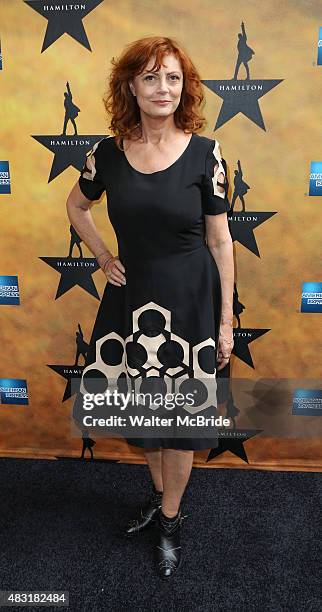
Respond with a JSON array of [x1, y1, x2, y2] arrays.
[[67, 36, 234, 579]]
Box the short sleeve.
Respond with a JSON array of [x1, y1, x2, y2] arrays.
[[78, 139, 106, 201], [201, 140, 231, 215]]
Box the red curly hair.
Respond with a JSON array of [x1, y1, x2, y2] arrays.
[[103, 36, 206, 150]]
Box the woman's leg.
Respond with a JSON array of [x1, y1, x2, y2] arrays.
[[125, 447, 163, 536], [161, 449, 194, 517], [144, 448, 163, 492], [155, 449, 194, 578]]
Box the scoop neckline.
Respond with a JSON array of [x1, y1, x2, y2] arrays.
[[121, 132, 195, 176]]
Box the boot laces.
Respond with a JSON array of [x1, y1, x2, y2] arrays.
[[159, 558, 177, 570]]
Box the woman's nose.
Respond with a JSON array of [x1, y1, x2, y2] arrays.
[[156, 78, 169, 93]]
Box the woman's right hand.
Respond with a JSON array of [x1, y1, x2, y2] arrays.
[[102, 255, 126, 286]]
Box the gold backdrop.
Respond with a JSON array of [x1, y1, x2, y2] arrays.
[[0, 0, 321, 470]]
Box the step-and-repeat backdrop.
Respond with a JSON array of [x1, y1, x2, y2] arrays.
[[1, 1, 321, 469]]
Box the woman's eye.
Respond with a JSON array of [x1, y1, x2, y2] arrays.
[[144, 74, 180, 81]]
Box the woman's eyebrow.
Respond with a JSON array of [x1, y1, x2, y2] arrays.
[[142, 69, 181, 75]]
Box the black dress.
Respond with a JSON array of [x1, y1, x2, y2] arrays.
[[72, 132, 231, 450]]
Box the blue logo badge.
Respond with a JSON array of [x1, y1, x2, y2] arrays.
[[309, 161, 322, 196], [0, 276, 20, 305], [318, 27, 322, 65], [0, 161, 10, 194], [292, 389, 322, 416], [301, 281, 322, 312], [0, 379, 28, 405]]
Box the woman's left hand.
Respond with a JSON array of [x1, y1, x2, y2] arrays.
[[216, 321, 234, 370]]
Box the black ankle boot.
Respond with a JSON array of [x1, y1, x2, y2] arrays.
[[125, 486, 163, 537], [155, 508, 185, 579]]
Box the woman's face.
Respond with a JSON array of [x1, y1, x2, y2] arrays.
[[129, 53, 184, 120]]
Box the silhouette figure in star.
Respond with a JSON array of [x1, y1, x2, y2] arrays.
[[81, 436, 96, 459], [62, 82, 80, 136], [74, 323, 89, 365], [68, 224, 83, 258], [231, 160, 250, 212], [233, 283, 245, 328], [233, 22, 255, 80]]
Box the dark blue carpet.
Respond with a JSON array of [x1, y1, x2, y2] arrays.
[[0, 458, 321, 612]]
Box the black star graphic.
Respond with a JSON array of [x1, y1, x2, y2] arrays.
[[206, 428, 262, 463], [32, 135, 107, 182], [47, 364, 84, 401], [228, 211, 277, 256], [40, 256, 101, 299], [202, 79, 283, 130], [232, 328, 270, 368], [24, 0, 104, 52]]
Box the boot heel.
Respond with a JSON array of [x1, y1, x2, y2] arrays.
[[124, 491, 162, 537]]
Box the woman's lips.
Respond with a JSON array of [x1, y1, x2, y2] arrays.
[[152, 101, 171, 105]]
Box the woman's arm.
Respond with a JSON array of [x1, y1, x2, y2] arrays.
[[205, 212, 234, 324], [201, 143, 234, 368], [204, 160, 234, 321], [66, 181, 126, 286], [204, 156, 234, 370], [205, 212, 234, 369]]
